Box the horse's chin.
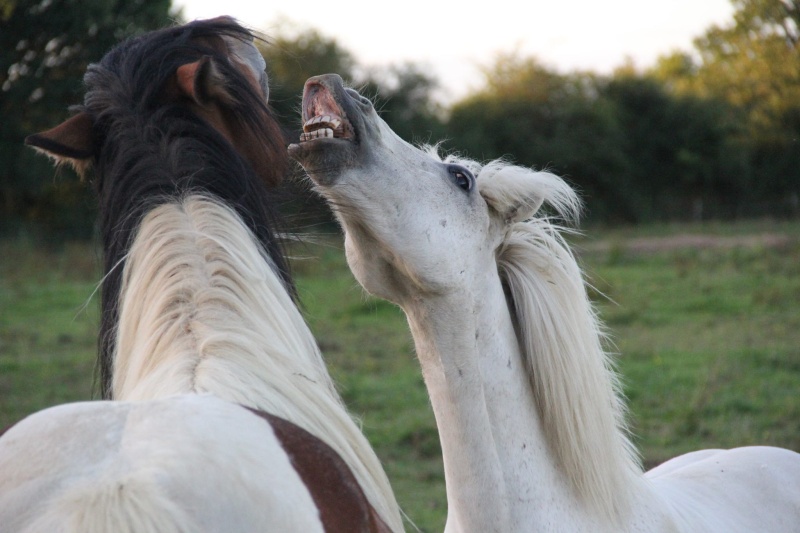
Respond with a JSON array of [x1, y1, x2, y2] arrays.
[[288, 138, 357, 187]]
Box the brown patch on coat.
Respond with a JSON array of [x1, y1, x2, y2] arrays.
[[245, 407, 393, 533]]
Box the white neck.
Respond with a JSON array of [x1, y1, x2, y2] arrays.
[[402, 270, 576, 531], [405, 288, 510, 532], [403, 261, 646, 532]]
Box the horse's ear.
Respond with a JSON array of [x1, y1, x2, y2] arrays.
[[25, 112, 94, 177], [176, 56, 235, 107], [478, 163, 581, 225], [479, 165, 547, 224]]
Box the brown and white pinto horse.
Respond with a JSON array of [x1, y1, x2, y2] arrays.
[[1, 19, 401, 532]]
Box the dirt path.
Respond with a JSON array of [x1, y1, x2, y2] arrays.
[[580, 232, 795, 254]]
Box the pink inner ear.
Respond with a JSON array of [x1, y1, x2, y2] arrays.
[[176, 61, 201, 101]]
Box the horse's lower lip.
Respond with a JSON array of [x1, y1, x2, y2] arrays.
[[288, 137, 351, 160], [289, 137, 353, 151], [288, 137, 355, 187], [290, 136, 352, 149]]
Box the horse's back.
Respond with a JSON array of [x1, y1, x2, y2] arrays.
[[0, 395, 325, 533], [647, 446, 800, 532]]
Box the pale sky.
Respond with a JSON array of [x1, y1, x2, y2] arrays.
[[174, 0, 735, 102]]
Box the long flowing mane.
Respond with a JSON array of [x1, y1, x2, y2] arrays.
[[490, 167, 645, 521], [114, 194, 401, 529], [433, 152, 644, 520], [82, 18, 291, 398]]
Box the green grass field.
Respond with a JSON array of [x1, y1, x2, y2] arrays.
[[1, 220, 799, 532]]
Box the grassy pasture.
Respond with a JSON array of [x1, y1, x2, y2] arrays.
[[1, 220, 799, 532]]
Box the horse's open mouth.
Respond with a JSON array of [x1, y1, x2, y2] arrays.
[[298, 82, 354, 142], [288, 75, 359, 181]]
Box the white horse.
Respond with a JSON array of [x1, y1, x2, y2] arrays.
[[289, 73, 800, 532], [2, 22, 400, 532]]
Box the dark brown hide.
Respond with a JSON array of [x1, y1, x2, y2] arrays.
[[246, 408, 393, 533]]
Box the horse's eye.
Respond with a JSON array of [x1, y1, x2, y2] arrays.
[[449, 166, 474, 192]]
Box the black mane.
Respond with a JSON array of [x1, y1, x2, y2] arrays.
[[77, 18, 293, 398]]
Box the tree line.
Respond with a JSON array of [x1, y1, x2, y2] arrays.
[[2, 0, 798, 239]]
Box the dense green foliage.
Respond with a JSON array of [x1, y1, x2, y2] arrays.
[[446, 1, 800, 222], [448, 62, 750, 222], [647, 0, 800, 220], [2, 223, 799, 531], [0, 0, 174, 238]]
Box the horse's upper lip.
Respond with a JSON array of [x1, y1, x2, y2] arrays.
[[297, 82, 354, 142]]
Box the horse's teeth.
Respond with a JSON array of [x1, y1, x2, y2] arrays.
[[300, 128, 334, 141], [303, 116, 342, 132]]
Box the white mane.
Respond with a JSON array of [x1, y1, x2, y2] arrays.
[[436, 150, 644, 518], [473, 160, 644, 521], [112, 194, 402, 531]]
